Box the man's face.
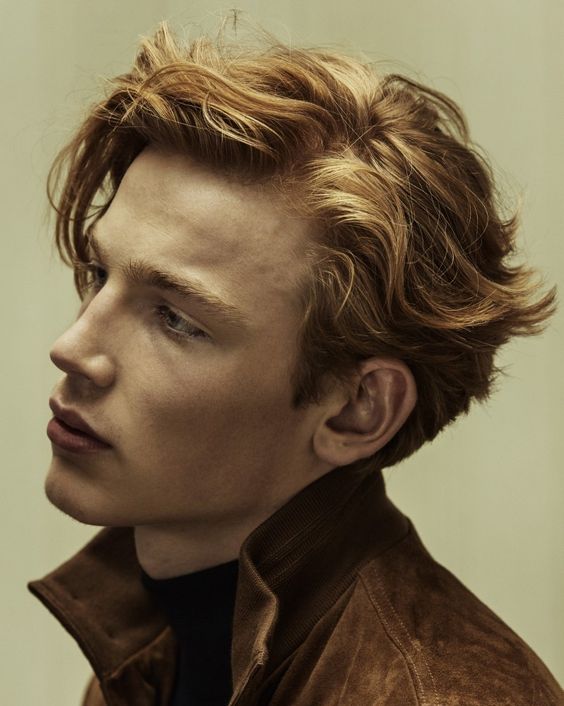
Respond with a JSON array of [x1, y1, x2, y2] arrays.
[[45, 145, 327, 532]]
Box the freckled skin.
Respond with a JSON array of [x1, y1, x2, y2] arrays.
[[45, 145, 334, 577]]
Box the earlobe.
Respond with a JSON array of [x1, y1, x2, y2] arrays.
[[312, 358, 417, 468]]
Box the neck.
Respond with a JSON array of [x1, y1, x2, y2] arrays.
[[134, 519, 257, 578], [134, 460, 336, 579]]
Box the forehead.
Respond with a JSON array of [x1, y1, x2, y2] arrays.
[[100, 146, 317, 323]]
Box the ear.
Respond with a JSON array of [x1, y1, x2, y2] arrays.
[[312, 357, 417, 468]]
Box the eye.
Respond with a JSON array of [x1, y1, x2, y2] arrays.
[[79, 262, 106, 293], [155, 306, 210, 342], [76, 261, 210, 343]]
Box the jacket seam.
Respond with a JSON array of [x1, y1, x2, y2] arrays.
[[358, 571, 439, 706]]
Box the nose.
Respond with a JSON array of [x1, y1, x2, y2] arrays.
[[49, 296, 116, 389]]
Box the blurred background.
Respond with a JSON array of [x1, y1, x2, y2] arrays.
[[1, 0, 562, 703]]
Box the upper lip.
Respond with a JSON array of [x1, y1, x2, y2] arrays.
[[49, 398, 111, 446]]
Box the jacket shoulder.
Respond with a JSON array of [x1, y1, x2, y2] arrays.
[[357, 524, 563, 705]]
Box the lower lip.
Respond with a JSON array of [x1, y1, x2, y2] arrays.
[[46, 417, 112, 453]]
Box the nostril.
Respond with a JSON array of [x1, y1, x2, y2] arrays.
[[49, 347, 115, 389]]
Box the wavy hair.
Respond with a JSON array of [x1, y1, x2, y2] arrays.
[[47, 20, 557, 474]]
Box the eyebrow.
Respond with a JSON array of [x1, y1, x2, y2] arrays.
[[85, 227, 250, 330]]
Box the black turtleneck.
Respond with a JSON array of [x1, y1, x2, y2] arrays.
[[140, 558, 239, 706]]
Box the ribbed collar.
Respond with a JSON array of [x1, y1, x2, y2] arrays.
[[27, 464, 409, 706]]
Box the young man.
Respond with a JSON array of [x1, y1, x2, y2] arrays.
[[28, 21, 562, 706]]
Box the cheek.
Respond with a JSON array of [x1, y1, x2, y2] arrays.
[[124, 324, 299, 440], [129, 360, 241, 431], [132, 356, 292, 446]]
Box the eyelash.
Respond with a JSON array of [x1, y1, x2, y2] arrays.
[[78, 263, 210, 343]]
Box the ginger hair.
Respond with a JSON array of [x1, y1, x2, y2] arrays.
[[47, 20, 557, 475]]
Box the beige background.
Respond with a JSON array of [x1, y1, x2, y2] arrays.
[[1, 1, 562, 703]]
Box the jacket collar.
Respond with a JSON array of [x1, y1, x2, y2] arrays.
[[28, 464, 408, 705]]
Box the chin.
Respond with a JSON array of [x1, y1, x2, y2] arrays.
[[44, 460, 116, 527]]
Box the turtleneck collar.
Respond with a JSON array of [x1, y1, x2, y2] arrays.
[[140, 559, 239, 642], [141, 559, 240, 704]]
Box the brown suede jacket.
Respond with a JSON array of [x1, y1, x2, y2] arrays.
[[28, 466, 563, 706]]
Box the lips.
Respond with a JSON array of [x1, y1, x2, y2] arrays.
[[48, 398, 111, 446]]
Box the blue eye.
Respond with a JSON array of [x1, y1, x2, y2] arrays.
[[155, 306, 209, 342], [78, 262, 209, 343]]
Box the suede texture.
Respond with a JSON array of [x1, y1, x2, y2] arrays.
[[27, 466, 563, 705]]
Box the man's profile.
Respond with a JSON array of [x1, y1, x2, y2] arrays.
[[28, 19, 562, 706]]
